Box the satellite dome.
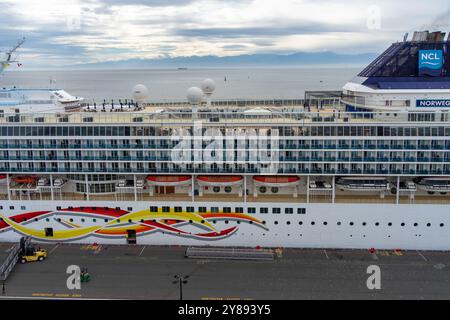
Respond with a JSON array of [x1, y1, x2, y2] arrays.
[[132, 84, 149, 102], [201, 78, 216, 94], [186, 87, 203, 104]]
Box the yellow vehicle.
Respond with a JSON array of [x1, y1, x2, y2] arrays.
[[20, 247, 47, 264]]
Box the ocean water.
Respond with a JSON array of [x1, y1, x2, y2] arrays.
[[0, 67, 360, 102]]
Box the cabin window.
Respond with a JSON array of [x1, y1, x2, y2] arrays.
[[45, 228, 53, 237]]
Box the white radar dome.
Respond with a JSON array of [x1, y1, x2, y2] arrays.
[[201, 78, 216, 94], [132, 84, 149, 102], [186, 87, 203, 104]]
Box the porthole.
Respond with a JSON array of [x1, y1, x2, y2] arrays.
[[362, 222, 366, 226], [388, 222, 392, 226], [259, 186, 267, 193], [274, 221, 278, 225], [237, 221, 241, 224], [81, 219, 85, 223], [34, 218, 38, 222], [46, 218, 50, 222], [440, 223, 444, 227], [271, 187, 279, 193], [375, 222, 379, 226], [427, 223, 431, 227], [69, 218, 73, 222], [311, 221, 315, 225], [225, 220, 229, 224], [299, 221, 303, 225], [249, 221, 253, 224], [401, 223, 405, 226], [414, 223, 418, 227], [201, 220, 205, 224], [128, 219, 132, 223], [337, 222, 341, 226], [140, 219, 143, 223], [116, 219, 120, 223], [323, 222, 327, 226], [93, 219, 97, 222], [213, 186, 220, 193], [287, 221, 291, 225], [349, 222, 354, 226], [262, 221, 266, 225], [104, 219, 108, 222], [224, 186, 232, 193]]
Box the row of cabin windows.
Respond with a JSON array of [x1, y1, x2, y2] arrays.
[[133, 206, 305, 214], [2, 126, 450, 137], [1, 217, 444, 230], [0, 206, 27, 210], [55, 206, 307, 215], [0, 206, 306, 216]]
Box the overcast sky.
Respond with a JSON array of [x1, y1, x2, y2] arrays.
[[0, 0, 449, 67]]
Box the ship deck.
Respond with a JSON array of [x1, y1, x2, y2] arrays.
[[1, 243, 450, 299], [3, 192, 450, 205]]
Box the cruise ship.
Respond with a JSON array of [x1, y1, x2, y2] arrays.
[[1, 31, 450, 250]]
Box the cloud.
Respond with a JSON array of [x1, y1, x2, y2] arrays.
[[0, 0, 449, 67]]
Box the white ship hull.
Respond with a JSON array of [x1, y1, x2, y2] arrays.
[[1, 200, 449, 250]]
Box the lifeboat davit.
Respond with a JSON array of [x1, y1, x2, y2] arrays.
[[197, 175, 243, 186], [146, 175, 191, 186], [253, 175, 300, 187]]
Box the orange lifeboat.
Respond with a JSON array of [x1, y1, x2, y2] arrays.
[[197, 175, 243, 186], [13, 176, 38, 184], [253, 175, 300, 187], [146, 175, 191, 186]]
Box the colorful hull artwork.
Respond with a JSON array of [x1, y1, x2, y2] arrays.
[[0, 207, 268, 242]]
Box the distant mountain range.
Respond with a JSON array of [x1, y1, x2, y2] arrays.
[[69, 51, 378, 69]]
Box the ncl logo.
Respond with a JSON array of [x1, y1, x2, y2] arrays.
[[419, 50, 443, 76]]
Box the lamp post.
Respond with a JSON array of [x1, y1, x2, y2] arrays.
[[173, 274, 189, 300]]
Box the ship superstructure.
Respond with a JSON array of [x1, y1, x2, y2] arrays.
[[1, 31, 450, 249]]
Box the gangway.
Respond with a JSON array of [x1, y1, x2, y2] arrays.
[[185, 246, 275, 261], [0, 237, 31, 281]]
